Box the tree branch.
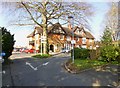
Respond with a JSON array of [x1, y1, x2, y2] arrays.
[[21, 2, 43, 28]]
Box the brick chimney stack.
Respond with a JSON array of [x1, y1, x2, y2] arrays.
[[68, 16, 73, 30]]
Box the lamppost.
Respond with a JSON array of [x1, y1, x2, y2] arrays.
[[68, 16, 74, 63]]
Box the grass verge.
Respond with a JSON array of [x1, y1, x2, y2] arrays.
[[66, 59, 119, 72], [32, 54, 52, 59]]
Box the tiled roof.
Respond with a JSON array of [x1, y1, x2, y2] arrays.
[[27, 23, 94, 39], [48, 23, 66, 34], [27, 26, 43, 38], [85, 31, 94, 39], [62, 27, 82, 37]]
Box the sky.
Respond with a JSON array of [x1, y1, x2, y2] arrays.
[[89, 2, 110, 41], [0, 1, 112, 47]]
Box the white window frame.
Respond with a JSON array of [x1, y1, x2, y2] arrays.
[[67, 36, 71, 41], [81, 45, 86, 48], [35, 34, 39, 40], [89, 39, 92, 43], [29, 37, 33, 41], [82, 37, 86, 44]]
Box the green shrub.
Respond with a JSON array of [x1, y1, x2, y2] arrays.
[[115, 46, 120, 62], [100, 45, 119, 62], [72, 48, 90, 59], [89, 50, 96, 59], [89, 48, 101, 59], [1, 27, 15, 61]]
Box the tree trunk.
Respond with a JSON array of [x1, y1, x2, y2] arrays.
[[42, 14, 49, 54]]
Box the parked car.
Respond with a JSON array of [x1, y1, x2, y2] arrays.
[[24, 49, 35, 53], [20, 48, 27, 52], [61, 48, 71, 53], [13, 48, 21, 52], [23, 49, 39, 53]]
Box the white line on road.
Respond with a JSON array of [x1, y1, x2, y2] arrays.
[[43, 62, 49, 66], [26, 62, 37, 71], [26, 62, 49, 71], [0, 71, 5, 74]]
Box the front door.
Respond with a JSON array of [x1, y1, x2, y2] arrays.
[[50, 45, 54, 52]]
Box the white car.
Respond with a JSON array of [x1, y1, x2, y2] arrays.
[[61, 48, 71, 53]]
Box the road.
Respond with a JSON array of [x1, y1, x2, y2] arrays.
[[2, 53, 118, 86]]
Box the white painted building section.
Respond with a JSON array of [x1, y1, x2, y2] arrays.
[[81, 45, 86, 48]]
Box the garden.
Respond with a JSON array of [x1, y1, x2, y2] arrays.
[[65, 46, 119, 73], [65, 28, 120, 73]]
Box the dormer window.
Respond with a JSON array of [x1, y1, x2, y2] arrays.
[[76, 29, 80, 34], [77, 38, 79, 41], [60, 35, 64, 40], [80, 30, 84, 35]]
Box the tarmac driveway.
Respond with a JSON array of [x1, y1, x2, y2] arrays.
[[2, 53, 119, 87]]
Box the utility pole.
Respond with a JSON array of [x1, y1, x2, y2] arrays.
[[68, 16, 74, 63]]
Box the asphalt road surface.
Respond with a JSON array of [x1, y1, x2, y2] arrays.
[[2, 53, 118, 87]]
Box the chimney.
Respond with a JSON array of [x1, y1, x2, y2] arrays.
[[68, 16, 73, 30]]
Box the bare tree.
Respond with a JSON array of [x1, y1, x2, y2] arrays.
[[105, 2, 119, 41], [2, 1, 94, 54]]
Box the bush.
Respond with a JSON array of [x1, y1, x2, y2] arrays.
[[89, 48, 101, 59], [71, 48, 90, 59], [100, 45, 119, 62], [115, 46, 120, 62], [1, 27, 15, 61]]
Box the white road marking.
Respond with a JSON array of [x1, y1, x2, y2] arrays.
[[43, 62, 49, 66], [26, 62, 37, 71], [0, 71, 5, 74], [26, 61, 49, 70]]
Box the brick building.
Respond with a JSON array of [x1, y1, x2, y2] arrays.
[[27, 23, 95, 52]]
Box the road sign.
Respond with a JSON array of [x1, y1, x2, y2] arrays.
[[0, 52, 6, 56], [41, 40, 46, 43], [41, 36, 46, 43], [41, 36, 46, 40], [71, 40, 76, 44]]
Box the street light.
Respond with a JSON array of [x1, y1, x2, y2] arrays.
[[68, 16, 74, 63]]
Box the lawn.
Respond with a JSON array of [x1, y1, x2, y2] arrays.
[[66, 59, 119, 72], [74, 59, 107, 70], [32, 54, 52, 59]]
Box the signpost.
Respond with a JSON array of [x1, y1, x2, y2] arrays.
[[0, 52, 5, 63], [40, 35, 47, 55], [41, 36, 46, 43]]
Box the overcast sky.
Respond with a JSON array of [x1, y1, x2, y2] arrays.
[[0, 1, 112, 47]]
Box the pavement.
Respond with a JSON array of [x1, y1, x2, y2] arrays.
[[2, 64, 13, 87], [2, 53, 119, 87], [0, 63, 2, 88]]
